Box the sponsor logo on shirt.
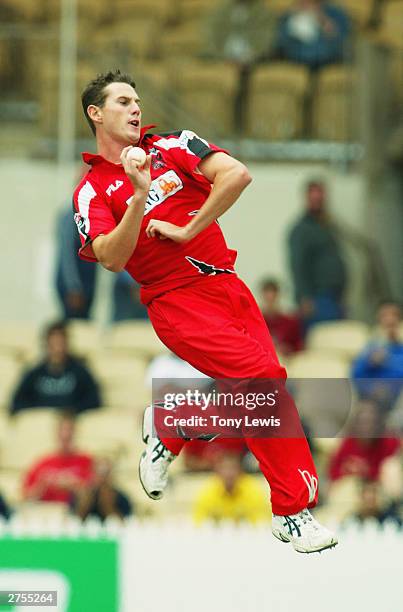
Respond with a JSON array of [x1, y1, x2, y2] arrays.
[[149, 148, 166, 170], [185, 256, 234, 276], [106, 180, 123, 196], [126, 170, 183, 216], [74, 212, 88, 239]]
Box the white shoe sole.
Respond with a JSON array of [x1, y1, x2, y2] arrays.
[[272, 529, 338, 554], [138, 407, 163, 501]]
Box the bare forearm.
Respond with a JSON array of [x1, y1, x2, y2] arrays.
[[186, 167, 251, 239], [94, 192, 147, 272]]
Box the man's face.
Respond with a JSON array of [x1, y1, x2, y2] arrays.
[[262, 287, 279, 311], [306, 183, 326, 215], [377, 304, 401, 334], [46, 330, 68, 363], [93, 82, 142, 145], [215, 455, 241, 492]]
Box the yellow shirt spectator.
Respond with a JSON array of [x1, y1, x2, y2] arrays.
[[193, 473, 271, 526]]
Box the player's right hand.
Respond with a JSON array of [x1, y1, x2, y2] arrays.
[[120, 147, 152, 195]]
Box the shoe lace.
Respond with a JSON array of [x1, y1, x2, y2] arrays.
[[297, 509, 321, 533], [152, 441, 174, 475]]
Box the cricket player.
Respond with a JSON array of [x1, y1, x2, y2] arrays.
[[73, 70, 337, 553]]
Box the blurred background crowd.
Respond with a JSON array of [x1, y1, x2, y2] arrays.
[[1, 0, 403, 531]]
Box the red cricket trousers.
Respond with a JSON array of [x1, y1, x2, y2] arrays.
[[147, 274, 318, 515]]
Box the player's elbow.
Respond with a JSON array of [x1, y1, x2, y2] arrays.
[[237, 165, 252, 188], [101, 259, 125, 273]]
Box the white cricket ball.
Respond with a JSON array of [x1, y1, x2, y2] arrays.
[[127, 146, 146, 166]]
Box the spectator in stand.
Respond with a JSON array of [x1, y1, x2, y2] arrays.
[[204, 0, 276, 66], [0, 492, 10, 519], [328, 400, 401, 484], [203, 0, 277, 130], [277, 0, 351, 70], [193, 452, 270, 525], [111, 271, 148, 321], [10, 321, 102, 415], [353, 480, 402, 526], [22, 415, 94, 504], [352, 301, 403, 411], [73, 457, 133, 521], [288, 179, 347, 329], [259, 277, 303, 356], [55, 207, 97, 320]]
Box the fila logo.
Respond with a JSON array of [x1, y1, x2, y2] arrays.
[[298, 469, 318, 504], [106, 180, 123, 196]]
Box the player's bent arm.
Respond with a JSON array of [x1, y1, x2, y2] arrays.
[[92, 191, 147, 272], [186, 152, 252, 240]]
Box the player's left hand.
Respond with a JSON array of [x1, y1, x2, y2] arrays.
[[146, 219, 191, 243]]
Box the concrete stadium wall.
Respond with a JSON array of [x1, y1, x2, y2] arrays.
[[1, 160, 366, 324]]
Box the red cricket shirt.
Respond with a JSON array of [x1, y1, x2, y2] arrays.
[[23, 453, 94, 503], [73, 127, 238, 304], [328, 437, 401, 482]]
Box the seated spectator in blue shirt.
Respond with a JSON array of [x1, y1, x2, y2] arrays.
[[111, 271, 148, 321], [55, 207, 97, 320], [352, 301, 403, 410], [10, 321, 102, 415], [277, 0, 351, 70], [0, 492, 10, 519]]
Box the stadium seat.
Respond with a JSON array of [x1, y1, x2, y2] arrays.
[[9, 0, 42, 21], [77, 0, 113, 25], [111, 16, 163, 65], [377, 0, 403, 49], [286, 352, 353, 437], [287, 350, 350, 378], [88, 352, 150, 409], [0, 354, 22, 411], [2, 410, 60, 470], [159, 21, 203, 60], [312, 66, 356, 141], [390, 52, 403, 103], [306, 320, 370, 360], [107, 321, 168, 359], [0, 469, 22, 506], [113, 0, 175, 25], [266, 0, 294, 15], [75, 411, 137, 459], [172, 61, 239, 137], [0, 40, 12, 80], [178, 0, 216, 25], [246, 63, 310, 140], [37, 59, 94, 138], [66, 320, 104, 358], [133, 62, 173, 132], [333, 0, 373, 28], [317, 475, 361, 522], [0, 322, 38, 359]]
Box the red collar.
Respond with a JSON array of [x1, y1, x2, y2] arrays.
[[82, 124, 156, 165]]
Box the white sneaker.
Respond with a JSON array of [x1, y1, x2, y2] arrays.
[[139, 405, 176, 500], [272, 508, 338, 554]]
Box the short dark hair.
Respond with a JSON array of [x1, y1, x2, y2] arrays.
[[81, 69, 136, 135], [260, 278, 280, 292], [306, 179, 325, 193], [377, 299, 402, 313], [43, 320, 67, 341]]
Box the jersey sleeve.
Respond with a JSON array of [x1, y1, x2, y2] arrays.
[[160, 130, 230, 180], [73, 179, 117, 261]]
